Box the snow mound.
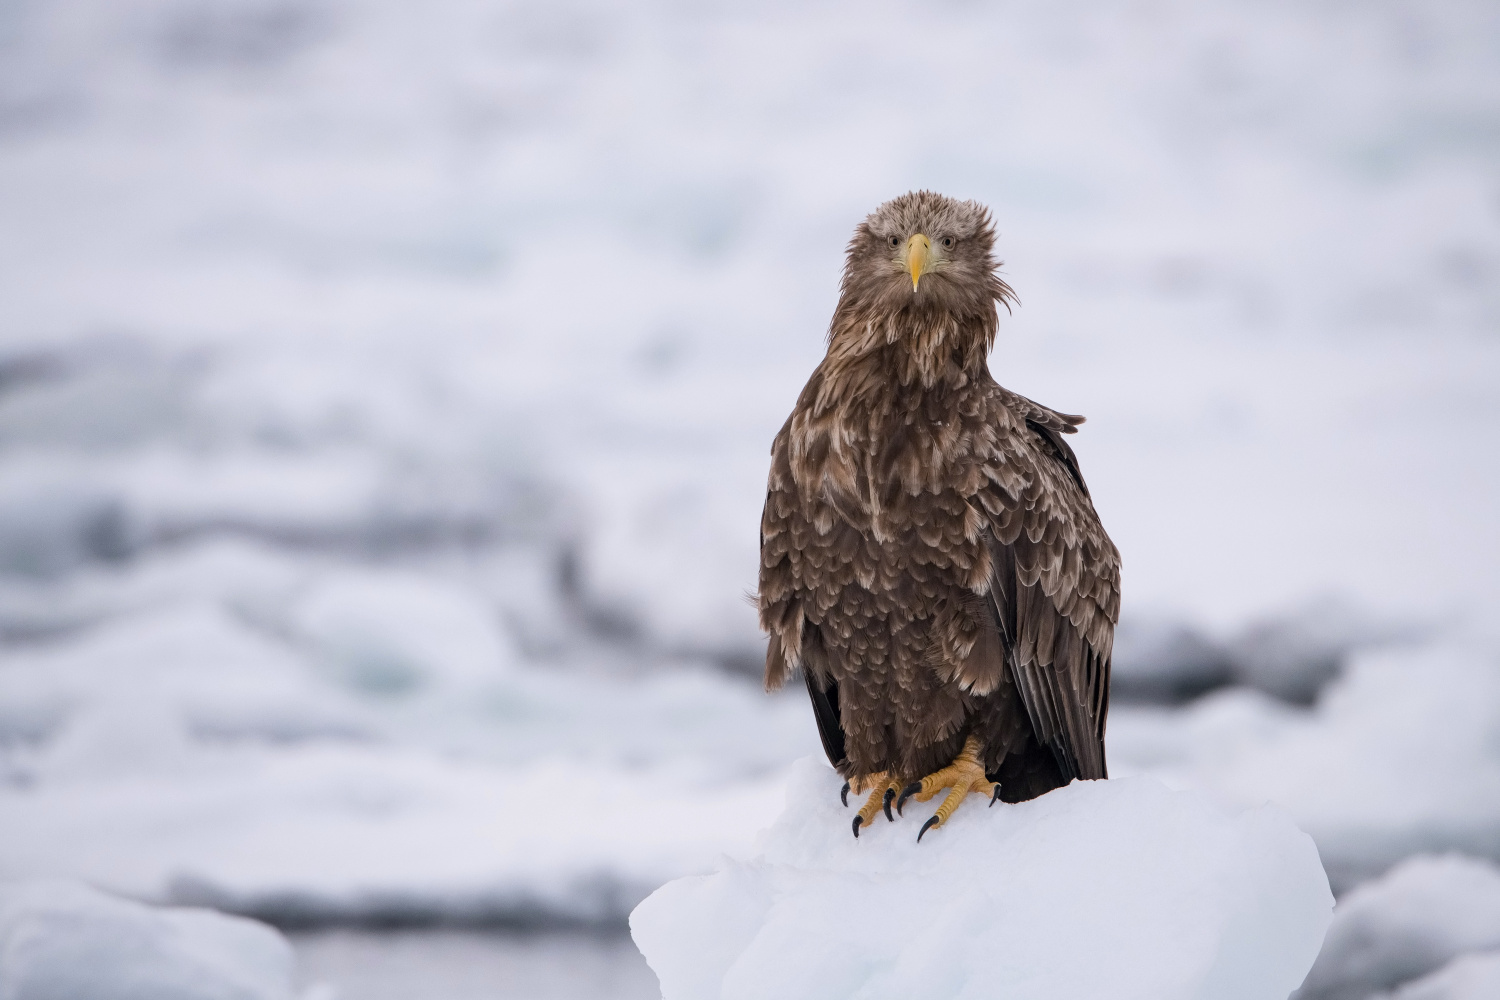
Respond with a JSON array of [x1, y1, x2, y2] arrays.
[[0, 879, 294, 1000], [631, 758, 1333, 1000], [1295, 854, 1500, 1000], [1388, 951, 1500, 1000]]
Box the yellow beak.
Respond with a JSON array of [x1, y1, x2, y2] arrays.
[[906, 234, 932, 291]]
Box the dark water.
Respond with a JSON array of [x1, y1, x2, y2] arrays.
[[291, 929, 661, 1000]]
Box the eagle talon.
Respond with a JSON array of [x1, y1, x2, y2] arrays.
[[900, 735, 996, 839], [989, 784, 1003, 807], [896, 782, 921, 816], [882, 787, 895, 821], [917, 815, 940, 842], [840, 781, 850, 807], [848, 772, 901, 837]]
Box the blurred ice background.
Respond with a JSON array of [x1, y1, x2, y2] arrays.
[[0, 0, 1498, 997]]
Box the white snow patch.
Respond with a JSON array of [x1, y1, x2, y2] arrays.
[[631, 757, 1332, 1000], [0, 879, 295, 1000], [1, 746, 791, 926], [1110, 638, 1500, 888], [291, 567, 518, 696], [0, 561, 815, 923], [1295, 854, 1500, 1000]]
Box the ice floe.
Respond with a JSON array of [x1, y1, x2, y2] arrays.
[[632, 757, 1332, 1000]]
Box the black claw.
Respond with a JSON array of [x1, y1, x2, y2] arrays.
[[852, 815, 863, 838], [917, 816, 940, 842], [840, 781, 850, 807], [896, 782, 921, 816], [882, 787, 895, 822], [989, 784, 1004, 807]]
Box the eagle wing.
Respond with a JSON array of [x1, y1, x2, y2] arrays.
[[964, 387, 1120, 781]]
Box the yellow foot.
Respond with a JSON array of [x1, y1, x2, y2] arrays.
[[896, 735, 1000, 841], [840, 772, 902, 838]]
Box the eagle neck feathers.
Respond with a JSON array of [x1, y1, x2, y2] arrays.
[[788, 300, 997, 520]]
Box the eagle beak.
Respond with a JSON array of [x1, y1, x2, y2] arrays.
[[906, 234, 932, 291]]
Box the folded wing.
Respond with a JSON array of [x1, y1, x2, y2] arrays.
[[968, 391, 1120, 781]]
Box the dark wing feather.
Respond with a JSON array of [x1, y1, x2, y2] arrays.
[[976, 388, 1119, 782], [792, 623, 847, 769], [1026, 418, 1088, 499], [803, 656, 847, 769]]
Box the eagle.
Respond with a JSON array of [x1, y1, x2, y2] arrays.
[[757, 191, 1120, 840]]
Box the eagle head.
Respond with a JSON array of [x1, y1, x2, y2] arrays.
[[839, 190, 1017, 321]]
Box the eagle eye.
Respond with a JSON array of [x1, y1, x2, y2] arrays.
[[888, 235, 901, 248], [940, 236, 955, 249]]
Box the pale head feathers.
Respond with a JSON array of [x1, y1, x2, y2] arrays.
[[836, 190, 1017, 328]]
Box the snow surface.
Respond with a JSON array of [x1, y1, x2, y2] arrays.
[[631, 757, 1333, 1000], [0, 879, 295, 1000], [1110, 597, 1423, 705], [1385, 951, 1500, 1000], [291, 928, 660, 1000], [2, 0, 1498, 652], [1295, 854, 1500, 1000], [1110, 637, 1500, 890], [0, 0, 1496, 984], [0, 553, 811, 923]]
